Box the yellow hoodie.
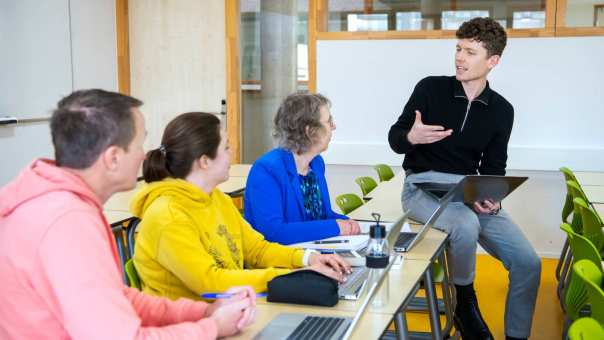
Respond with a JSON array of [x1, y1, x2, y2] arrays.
[[130, 178, 304, 300]]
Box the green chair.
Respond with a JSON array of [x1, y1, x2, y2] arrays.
[[561, 223, 603, 317], [558, 181, 593, 297], [373, 164, 394, 182], [125, 258, 142, 290], [568, 317, 604, 340], [573, 260, 604, 325], [561, 167, 589, 199], [575, 197, 604, 253], [557, 176, 584, 283], [355, 176, 377, 200], [335, 193, 364, 215]]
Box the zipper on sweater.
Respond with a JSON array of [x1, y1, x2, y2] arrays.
[[460, 100, 472, 132]]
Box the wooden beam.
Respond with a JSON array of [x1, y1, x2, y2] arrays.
[[308, 0, 327, 93], [115, 0, 130, 95], [225, 0, 241, 163], [555, 0, 567, 29], [363, 0, 373, 15], [545, 0, 556, 30]]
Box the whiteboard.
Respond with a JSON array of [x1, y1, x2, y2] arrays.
[[317, 37, 604, 171], [0, 0, 73, 119], [0, 0, 117, 187]]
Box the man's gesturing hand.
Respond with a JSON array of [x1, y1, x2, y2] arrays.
[[406, 110, 453, 145]]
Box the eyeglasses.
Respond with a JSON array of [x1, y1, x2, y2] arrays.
[[321, 115, 335, 128]]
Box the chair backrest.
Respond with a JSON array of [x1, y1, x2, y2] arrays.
[[562, 223, 603, 321], [566, 224, 603, 275], [574, 197, 604, 252], [125, 259, 142, 290], [567, 181, 586, 234], [335, 193, 364, 215], [568, 317, 604, 340], [110, 223, 128, 283], [126, 217, 141, 259], [560, 169, 575, 224], [373, 164, 394, 182], [355, 176, 377, 197], [560, 167, 579, 184], [573, 260, 604, 325]]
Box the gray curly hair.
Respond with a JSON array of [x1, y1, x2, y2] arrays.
[[273, 92, 331, 154]]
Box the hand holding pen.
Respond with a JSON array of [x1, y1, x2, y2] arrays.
[[203, 286, 257, 336]]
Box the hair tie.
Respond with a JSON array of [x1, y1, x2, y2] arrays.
[[158, 145, 167, 156]]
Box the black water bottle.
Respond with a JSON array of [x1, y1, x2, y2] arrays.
[[366, 213, 389, 308]]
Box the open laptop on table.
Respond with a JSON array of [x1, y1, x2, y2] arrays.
[[338, 214, 407, 300], [393, 177, 458, 252], [253, 214, 407, 340]]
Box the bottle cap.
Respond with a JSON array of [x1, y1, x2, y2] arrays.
[[366, 254, 389, 268], [370, 223, 386, 238]]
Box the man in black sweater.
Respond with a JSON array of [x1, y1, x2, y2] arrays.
[[389, 18, 540, 340]]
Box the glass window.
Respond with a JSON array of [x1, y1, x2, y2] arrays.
[[326, 0, 548, 31], [441, 10, 490, 30], [564, 0, 604, 27], [395, 12, 425, 31], [512, 11, 546, 29], [347, 13, 388, 31], [240, 0, 309, 162]]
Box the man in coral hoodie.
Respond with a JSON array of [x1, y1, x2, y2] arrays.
[[0, 89, 256, 339]]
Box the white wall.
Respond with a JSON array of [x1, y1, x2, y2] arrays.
[[129, 0, 227, 150], [0, 0, 118, 187], [317, 37, 604, 171]]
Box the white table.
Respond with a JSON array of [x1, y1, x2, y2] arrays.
[[234, 259, 435, 339], [584, 185, 604, 204], [594, 204, 603, 218], [575, 171, 604, 186]]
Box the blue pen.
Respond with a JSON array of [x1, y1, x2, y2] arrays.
[[201, 292, 268, 299]]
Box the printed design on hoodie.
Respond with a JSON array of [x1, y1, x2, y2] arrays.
[[208, 246, 226, 268], [216, 224, 241, 266]]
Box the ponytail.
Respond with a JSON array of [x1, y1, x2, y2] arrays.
[[142, 147, 171, 183], [141, 112, 221, 184]]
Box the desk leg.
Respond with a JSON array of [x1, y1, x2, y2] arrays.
[[394, 312, 409, 340], [439, 250, 455, 337], [424, 266, 442, 340]]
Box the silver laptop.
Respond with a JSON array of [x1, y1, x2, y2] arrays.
[[415, 175, 527, 204], [393, 180, 457, 252], [254, 215, 407, 340]]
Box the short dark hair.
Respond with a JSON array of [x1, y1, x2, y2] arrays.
[[456, 17, 507, 57], [51, 89, 143, 169], [273, 92, 331, 154], [142, 112, 221, 183]]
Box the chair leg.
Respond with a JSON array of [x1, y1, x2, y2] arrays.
[[556, 238, 569, 281], [557, 249, 573, 305]]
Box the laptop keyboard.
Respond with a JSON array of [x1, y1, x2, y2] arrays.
[[339, 267, 369, 298], [395, 232, 417, 250], [336, 245, 368, 258], [287, 316, 346, 340]]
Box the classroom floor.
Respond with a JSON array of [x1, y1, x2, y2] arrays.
[[404, 255, 563, 339]]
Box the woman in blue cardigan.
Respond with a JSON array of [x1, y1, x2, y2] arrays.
[[244, 93, 361, 245]]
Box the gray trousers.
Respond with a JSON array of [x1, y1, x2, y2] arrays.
[[402, 171, 541, 338]]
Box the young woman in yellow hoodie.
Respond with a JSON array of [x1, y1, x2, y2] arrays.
[[130, 112, 350, 301]]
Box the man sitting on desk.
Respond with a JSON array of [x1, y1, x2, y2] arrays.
[[388, 18, 540, 340]]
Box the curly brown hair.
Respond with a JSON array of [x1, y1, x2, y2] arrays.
[[273, 92, 331, 154], [456, 17, 507, 57]]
